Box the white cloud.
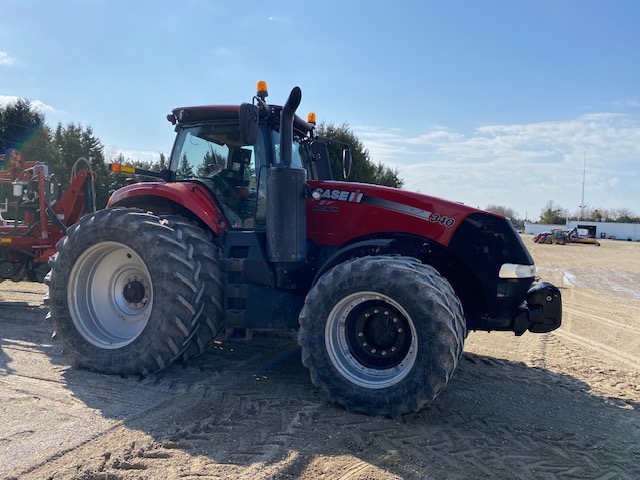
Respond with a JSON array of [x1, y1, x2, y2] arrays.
[[611, 98, 640, 109], [104, 146, 164, 165], [31, 100, 56, 113], [0, 95, 20, 107], [0, 51, 15, 66], [354, 113, 640, 218], [0, 96, 62, 116]]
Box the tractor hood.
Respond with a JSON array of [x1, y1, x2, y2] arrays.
[[307, 180, 483, 246], [306, 180, 533, 265]]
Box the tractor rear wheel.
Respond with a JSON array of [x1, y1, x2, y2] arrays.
[[46, 208, 212, 375], [158, 215, 224, 361], [298, 255, 466, 417]]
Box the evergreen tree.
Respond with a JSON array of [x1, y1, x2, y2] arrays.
[[176, 153, 194, 179], [317, 122, 403, 188], [0, 99, 58, 166], [53, 123, 109, 207], [0, 100, 58, 212]]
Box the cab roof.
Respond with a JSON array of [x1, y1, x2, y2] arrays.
[[170, 104, 313, 135]]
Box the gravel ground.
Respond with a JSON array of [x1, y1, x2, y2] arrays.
[[1, 237, 638, 479]]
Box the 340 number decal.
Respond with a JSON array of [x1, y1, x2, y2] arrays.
[[429, 213, 456, 227]]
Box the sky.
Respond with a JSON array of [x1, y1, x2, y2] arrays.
[[1, 0, 639, 220]]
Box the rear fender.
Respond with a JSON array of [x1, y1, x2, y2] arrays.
[[107, 182, 228, 236]]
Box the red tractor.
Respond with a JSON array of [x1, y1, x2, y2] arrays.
[[46, 83, 561, 417], [0, 149, 96, 282]]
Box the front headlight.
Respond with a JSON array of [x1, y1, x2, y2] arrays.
[[498, 263, 537, 279]]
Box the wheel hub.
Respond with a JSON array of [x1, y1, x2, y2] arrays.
[[325, 291, 418, 389], [123, 278, 147, 307], [346, 300, 411, 369]]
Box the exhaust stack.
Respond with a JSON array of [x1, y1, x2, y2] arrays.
[[266, 87, 307, 263]]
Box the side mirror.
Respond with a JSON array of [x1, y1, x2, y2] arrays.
[[310, 141, 332, 180], [239, 103, 258, 145], [343, 148, 352, 179]]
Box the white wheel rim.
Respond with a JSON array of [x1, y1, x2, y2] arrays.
[[68, 241, 153, 349], [325, 291, 418, 389]]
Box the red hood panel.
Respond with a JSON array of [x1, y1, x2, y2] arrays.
[[307, 181, 487, 247]]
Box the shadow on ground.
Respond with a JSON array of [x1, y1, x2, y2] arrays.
[[50, 334, 640, 479]]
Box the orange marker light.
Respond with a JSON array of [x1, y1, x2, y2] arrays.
[[109, 163, 136, 174], [257, 80, 268, 98], [307, 112, 317, 125]]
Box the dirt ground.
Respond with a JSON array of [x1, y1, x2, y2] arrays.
[[1, 237, 639, 480]]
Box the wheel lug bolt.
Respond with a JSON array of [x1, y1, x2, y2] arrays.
[[398, 328, 403, 333], [371, 349, 376, 353], [363, 342, 368, 347], [391, 347, 397, 352], [374, 309, 379, 314], [364, 313, 370, 318], [358, 332, 363, 337], [382, 351, 387, 356], [384, 311, 389, 315], [393, 318, 398, 323]]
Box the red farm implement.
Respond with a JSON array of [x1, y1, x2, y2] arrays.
[[0, 149, 96, 282]]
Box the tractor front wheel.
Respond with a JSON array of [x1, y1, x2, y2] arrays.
[[298, 255, 466, 417], [46, 208, 211, 375]]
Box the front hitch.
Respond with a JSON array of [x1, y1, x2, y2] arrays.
[[513, 282, 562, 335]]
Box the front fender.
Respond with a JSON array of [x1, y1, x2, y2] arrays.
[[313, 239, 397, 285], [108, 181, 228, 235]]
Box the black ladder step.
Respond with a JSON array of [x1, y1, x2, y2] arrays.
[[226, 283, 248, 298], [220, 257, 246, 272]]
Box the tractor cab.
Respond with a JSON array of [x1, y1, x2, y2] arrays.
[[167, 109, 312, 229], [164, 82, 347, 231]]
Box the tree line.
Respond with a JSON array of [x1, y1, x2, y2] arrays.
[[484, 200, 639, 228], [536, 200, 639, 225], [1, 100, 403, 214], [1, 99, 114, 209]]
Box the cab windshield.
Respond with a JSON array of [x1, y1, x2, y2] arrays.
[[169, 121, 312, 228]]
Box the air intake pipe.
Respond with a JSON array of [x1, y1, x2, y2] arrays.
[[266, 87, 307, 264]]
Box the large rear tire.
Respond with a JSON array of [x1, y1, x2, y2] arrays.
[[158, 215, 224, 361], [298, 255, 466, 417], [46, 208, 213, 375]]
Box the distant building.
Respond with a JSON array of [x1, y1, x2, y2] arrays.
[[524, 221, 640, 242], [524, 223, 565, 236]]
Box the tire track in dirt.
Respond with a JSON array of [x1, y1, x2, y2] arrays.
[[3, 241, 640, 479], [402, 354, 640, 479], [7, 334, 640, 480], [563, 306, 640, 335], [555, 329, 639, 370]]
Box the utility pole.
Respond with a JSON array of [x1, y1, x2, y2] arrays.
[[579, 153, 586, 220]]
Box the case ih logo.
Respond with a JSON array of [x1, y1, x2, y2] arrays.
[[314, 188, 363, 203]]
